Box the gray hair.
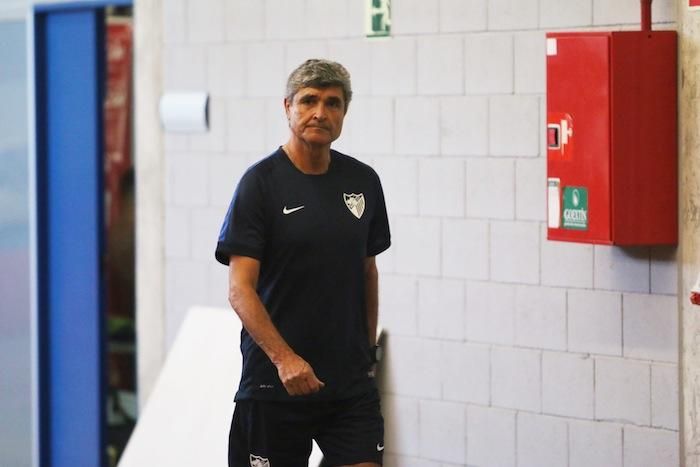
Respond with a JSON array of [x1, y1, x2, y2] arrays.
[[285, 59, 353, 110]]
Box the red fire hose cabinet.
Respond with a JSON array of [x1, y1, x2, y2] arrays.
[[546, 31, 677, 245]]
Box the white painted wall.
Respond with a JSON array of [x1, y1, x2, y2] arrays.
[[160, 1, 680, 465]]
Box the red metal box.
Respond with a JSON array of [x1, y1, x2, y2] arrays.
[[546, 31, 677, 245]]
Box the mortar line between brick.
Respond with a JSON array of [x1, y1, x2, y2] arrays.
[[620, 293, 625, 357], [593, 357, 597, 424]]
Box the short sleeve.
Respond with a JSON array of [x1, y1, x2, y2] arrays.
[[215, 170, 267, 265], [367, 170, 391, 257]]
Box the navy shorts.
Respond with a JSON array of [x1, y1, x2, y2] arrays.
[[228, 389, 384, 467]]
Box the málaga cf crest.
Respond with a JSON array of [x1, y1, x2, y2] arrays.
[[249, 454, 270, 467], [343, 193, 365, 219]]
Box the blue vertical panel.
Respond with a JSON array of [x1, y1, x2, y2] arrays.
[[37, 8, 105, 467]]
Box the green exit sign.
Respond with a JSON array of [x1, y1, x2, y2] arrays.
[[366, 0, 391, 38]]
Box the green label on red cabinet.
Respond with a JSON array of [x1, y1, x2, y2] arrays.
[[562, 186, 588, 230]]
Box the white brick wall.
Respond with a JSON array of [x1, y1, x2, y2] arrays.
[[514, 32, 545, 95], [491, 347, 541, 412], [162, 0, 186, 44], [623, 293, 678, 363], [595, 358, 650, 425], [488, 0, 539, 31], [650, 246, 678, 295], [395, 97, 440, 156], [187, 0, 224, 44], [568, 420, 622, 467], [593, 0, 676, 27], [466, 281, 515, 345], [384, 336, 441, 399], [593, 245, 651, 293], [190, 208, 224, 261], [245, 43, 285, 97], [418, 278, 465, 340], [394, 216, 441, 276], [466, 405, 516, 467], [440, 342, 490, 404], [417, 36, 464, 95], [165, 207, 190, 259], [164, 259, 209, 347], [442, 219, 489, 280], [383, 395, 420, 456], [264, 98, 289, 150], [345, 0, 366, 38], [542, 352, 594, 418], [466, 158, 515, 220], [651, 0, 677, 24], [489, 96, 540, 157], [440, 96, 489, 156], [540, 0, 593, 28], [392, 0, 440, 35], [379, 275, 418, 336], [305, 0, 350, 39], [567, 289, 622, 356], [206, 262, 229, 309], [440, 0, 487, 33], [464, 34, 513, 95], [344, 97, 394, 155], [515, 285, 566, 350], [161, 1, 681, 465], [419, 400, 466, 464], [165, 153, 208, 207], [226, 99, 267, 152], [623, 426, 679, 467], [373, 157, 418, 216], [419, 159, 465, 217], [207, 44, 245, 98], [207, 155, 249, 208], [517, 413, 568, 467], [163, 45, 207, 90], [651, 364, 679, 430], [515, 158, 546, 221], [490, 221, 540, 284], [370, 38, 416, 96], [327, 39, 372, 95], [224, 0, 265, 42], [264, 0, 306, 40], [540, 226, 594, 288]]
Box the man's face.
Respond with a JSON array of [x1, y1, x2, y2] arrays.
[[284, 86, 346, 147]]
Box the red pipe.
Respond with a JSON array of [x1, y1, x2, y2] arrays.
[[641, 0, 652, 32]]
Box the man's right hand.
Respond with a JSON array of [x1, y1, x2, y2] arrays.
[[275, 353, 325, 396]]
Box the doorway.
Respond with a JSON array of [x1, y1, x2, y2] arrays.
[[103, 6, 136, 465], [34, 2, 135, 466]]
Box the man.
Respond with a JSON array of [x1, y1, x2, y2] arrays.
[[215, 59, 391, 467]]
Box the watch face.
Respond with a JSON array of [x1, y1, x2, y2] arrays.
[[372, 345, 383, 363]]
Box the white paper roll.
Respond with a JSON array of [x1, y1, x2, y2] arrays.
[[159, 92, 209, 133]]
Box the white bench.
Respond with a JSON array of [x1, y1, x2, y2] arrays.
[[119, 306, 324, 467]]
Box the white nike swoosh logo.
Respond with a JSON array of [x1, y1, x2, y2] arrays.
[[377, 443, 384, 452], [283, 205, 305, 215]]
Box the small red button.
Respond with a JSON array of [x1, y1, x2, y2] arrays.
[[547, 126, 559, 148]]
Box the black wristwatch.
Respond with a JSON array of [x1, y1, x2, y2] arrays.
[[370, 344, 383, 364]]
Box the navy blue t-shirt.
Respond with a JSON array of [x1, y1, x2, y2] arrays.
[[215, 148, 391, 401]]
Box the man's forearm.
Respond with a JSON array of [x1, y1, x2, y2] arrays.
[[228, 256, 325, 396], [228, 283, 294, 366]]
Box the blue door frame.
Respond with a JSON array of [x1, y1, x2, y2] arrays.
[[34, 2, 131, 466]]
